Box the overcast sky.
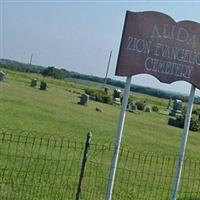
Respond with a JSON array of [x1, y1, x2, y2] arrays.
[[1, 0, 200, 95]]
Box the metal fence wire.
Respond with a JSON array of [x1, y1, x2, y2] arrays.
[[0, 129, 200, 200]]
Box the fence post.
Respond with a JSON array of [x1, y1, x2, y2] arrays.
[[76, 131, 92, 200]]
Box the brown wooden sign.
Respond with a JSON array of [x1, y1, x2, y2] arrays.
[[115, 11, 200, 89]]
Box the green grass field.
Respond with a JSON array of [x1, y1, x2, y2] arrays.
[[0, 68, 200, 157], [1, 68, 200, 199]]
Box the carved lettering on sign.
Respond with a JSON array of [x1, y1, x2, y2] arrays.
[[116, 11, 200, 89]]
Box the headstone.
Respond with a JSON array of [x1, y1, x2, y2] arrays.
[[79, 94, 89, 106], [113, 98, 121, 105], [40, 81, 47, 90], [113, 88, 121, 105], [127, 102, 138, 111], [0, 71, 6, 81], [145, 106, 152, 113], [31, 79, 37, 87], [113, 88, 121, 99], [170, 99, 182, 116], [168, 117, 183, 128]]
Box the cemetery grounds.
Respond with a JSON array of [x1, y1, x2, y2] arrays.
[[0, 69, 200, 199]]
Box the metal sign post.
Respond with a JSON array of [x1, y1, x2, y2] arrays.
[[106, 76, 132, 200], [172, 84, 196, 200], [110, 10, 200, 200]]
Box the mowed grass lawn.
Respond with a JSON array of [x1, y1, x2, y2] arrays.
[[0, 68, 200, 158], [1, 69, 200, 199]]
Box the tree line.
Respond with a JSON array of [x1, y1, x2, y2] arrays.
[[1, 58, 200, 103]]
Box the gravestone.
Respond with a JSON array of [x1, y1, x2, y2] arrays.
[[113, 88, 121, 98], [170, 99, 182, 116], [145, 105, 152, 113], [31, 79, 37, 87], [168, 118, 183, 128], [40, 81, 47, 90], [79, 94, 89, 106], [0, 71, 6, 81], [127, 102, 138, 112], [113, 88, 121, 105]]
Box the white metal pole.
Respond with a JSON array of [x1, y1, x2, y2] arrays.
[[29, 53, 33, 65], [172, 84, 196, 200], [106, 76, 132, 200]]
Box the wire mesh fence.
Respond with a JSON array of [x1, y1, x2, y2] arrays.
[[0, 129, 200, 200]]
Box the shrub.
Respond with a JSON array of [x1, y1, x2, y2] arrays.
[[128, 95, 134, 104], [85, 88, 103, 97], [135, 101, 146, 111], [152, 106, 159, 112], [190, 117, 200, 132], [42, 66, 69, 79], [176, 115, 200, 132], [176, 115, 185, 128], [102, 95, 112, 104], [192, 109, 200, 115], [84, 88, 112, 104]]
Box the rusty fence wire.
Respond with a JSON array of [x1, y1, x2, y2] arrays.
[[0, 129, 200, 200]]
